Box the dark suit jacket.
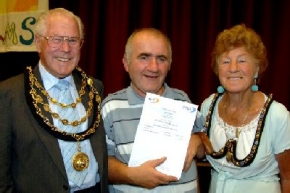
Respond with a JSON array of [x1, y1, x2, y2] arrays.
[[0, 66, 108, 193]]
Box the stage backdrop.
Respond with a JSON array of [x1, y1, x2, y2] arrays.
[[0, 0, 48, 52], [1, 0, 290, 111]]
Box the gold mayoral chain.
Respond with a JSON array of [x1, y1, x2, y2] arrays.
[[202, 93, 273, 167], [25, 66, 102, 171]]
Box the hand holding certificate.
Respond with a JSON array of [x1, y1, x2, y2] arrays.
[[128, 93, 198, 179]]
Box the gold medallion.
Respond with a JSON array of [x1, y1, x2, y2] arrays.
[[72, 152, 89, 171]]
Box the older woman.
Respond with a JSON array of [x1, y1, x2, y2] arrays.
[[200, 24, 290, 193]]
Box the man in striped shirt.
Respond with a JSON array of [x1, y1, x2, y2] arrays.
[[101, 28, 205, 193]]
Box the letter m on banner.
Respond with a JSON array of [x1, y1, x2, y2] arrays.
[[0, 0, 48, 52]]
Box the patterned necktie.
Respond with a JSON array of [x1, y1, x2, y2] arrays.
[[55, 79, 88, 187]]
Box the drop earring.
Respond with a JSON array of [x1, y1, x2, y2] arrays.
[[217, 85, 225, 94], [251, 74, 258, 92]]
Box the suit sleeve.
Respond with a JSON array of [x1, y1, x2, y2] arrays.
[[0, 81, 14, 192]]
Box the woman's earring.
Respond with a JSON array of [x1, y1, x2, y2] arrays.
[[251, 74, 258, 92], [217, 85, 225, 94]]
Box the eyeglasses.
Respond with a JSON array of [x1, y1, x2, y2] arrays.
[[39, 35, 84, 49]]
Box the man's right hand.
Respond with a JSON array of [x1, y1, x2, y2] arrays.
[[128, 157, 178, 189], [108, 156, 178, 189]]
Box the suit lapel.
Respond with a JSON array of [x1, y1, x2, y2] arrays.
[[28, 66, 67, 178], [87, 79, 105, 179]]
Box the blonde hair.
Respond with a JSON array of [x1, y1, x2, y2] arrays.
[[211, 24, 268, 76], [34, 8, 84, 39]]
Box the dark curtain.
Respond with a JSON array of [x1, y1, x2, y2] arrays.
[[1, 0, 290, 109]]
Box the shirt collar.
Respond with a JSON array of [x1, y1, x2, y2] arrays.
[[127, 83, 170, 105], [38, 61, 73, 90]]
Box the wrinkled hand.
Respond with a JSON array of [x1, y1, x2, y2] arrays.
[[195, 132, 213, 155], [129, 157, 178, 189], [183, 134, 205, 172]]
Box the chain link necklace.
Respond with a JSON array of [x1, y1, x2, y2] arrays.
[[203, 93, 273, 167], [223, 96, 253, 162], [31, 72, 94, 127], [223, 96, 253, 140], [25, 66, 101, 142]]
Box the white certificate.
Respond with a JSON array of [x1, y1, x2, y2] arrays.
[[128, 93, 198, 179]]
